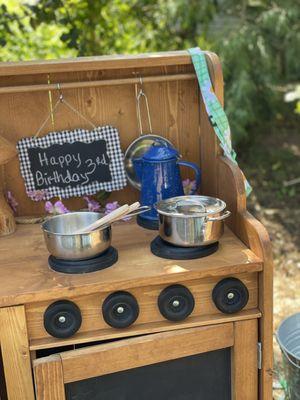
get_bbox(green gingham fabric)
[188,47,252,196]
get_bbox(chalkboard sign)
[65,349,231,400]
[17,126,127,199]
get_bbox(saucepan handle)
[177,161,201,194]
[206,210,231,222]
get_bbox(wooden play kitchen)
[0,50,273,399]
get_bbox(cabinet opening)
[35,332,152,359]
[0,347,8,400]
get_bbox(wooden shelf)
[0,220,262,307]
[0,50,192,76]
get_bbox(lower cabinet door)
[33,320,258,400]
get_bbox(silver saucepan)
[42,212,111,260]
[155,196,231,247]
[42,208,149,260]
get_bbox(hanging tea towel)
[188,47,252,196]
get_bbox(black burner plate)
[137,215,158,230]
[151,237,218,260]
[49,247,118,274]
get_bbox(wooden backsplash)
[0,51,223,216]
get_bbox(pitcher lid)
[142,145,179,161]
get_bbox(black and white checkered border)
[17,125,127,199]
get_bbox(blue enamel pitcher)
[133,145,201,229]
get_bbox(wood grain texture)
[0,135,17,236]
[232,319,258,400]
[0,50,195,76]
[60,323,234,383]
[0,190,16,236]
[34,354,66,400]
[217,156,247,231]
[0,135,17,164]
[26,271,258,342]
[0,221,262,307]
[30,309,261,351]
[0,306,35,400]
[216,154,273,399]
[236,212,273,400]
[0,54,204,217]
[0,73,196,95]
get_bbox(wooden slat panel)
[236,213,273,400]
[34,354,66,400]
[60,323,234,383]
[30,309,261,351]
[232,319,258,400]
[216,153,273,399]
[0,63,201,216]
[0,306,35,400]
[0,50,194,76]
[217,156,247,231]
[26,271,258,342]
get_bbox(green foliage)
[0,0,76,61]
[0,0,299,144]
[239,128,300,207]
[214,0,300,142]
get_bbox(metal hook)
[135,75,153,135]
[136,76,145,100]
[57,83,63,102]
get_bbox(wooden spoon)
[75,204,130,234]
[108,202,140,224]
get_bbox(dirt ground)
[240,128,300,399]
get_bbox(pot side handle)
[177,161,201,194]
[207,210,231,222]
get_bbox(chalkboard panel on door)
[65,349,231,400]
[33,321,258,400]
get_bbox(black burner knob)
[158,285,195,321]
[212,278,249,314]
[102,291,139,328]
[44,300,82,338]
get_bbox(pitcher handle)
[177,161,201,194]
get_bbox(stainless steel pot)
[42,212,111,260]
[155,196,231,247]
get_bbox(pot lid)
[124,135,175,190]
[142,145,179,161]
[156,195,227,217]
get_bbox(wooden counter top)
[0,221,262,307]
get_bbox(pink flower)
[45,200,69,215]
[6,191,18,213]
[83,196,100,212]
[45,201,54,213]
[182,179,196,195]
[105,201,120,214]
[27,190,48,201]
